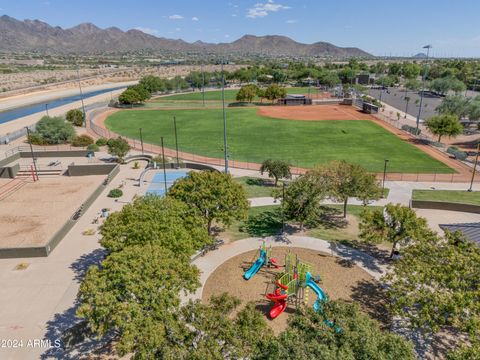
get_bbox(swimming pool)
[146,169,189,196]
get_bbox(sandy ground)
[202,246,385,334]
[0,175,104,248]
[257,104,376,121]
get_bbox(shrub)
[107,188,123,198]
[35,116,75,144]
[27,133,47,145]
[72,134,94,147]
[66,109,85,127]
[107,137,130,162]
[447,146,468,160]
[401,124,421,136]
[87,143,100,152]
[95,137,108,146]
[132,161,140,169]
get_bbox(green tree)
[260,302,415,360]
[401,63,421,79]
[468,96,480,120]
[100,196,211,256]
[77,244,200,359]
[384,231,480,342]
[317,161,382,218]
[425,114,463,142]
[168,171,249,235]
[405,78,422,92]
[260,159,292,186]
[359,203,433,258]
[436,95,471,118]
[264,84,287,103]
[318,70,340,88]
[34,116,75,144]
[118,87,142,105]
[180,294,273,359]
[65,109,85,127]
[106,137,131,162]
[236,84,259,102]
[281,172,327,230]
[430,77,466,95]
[139,75,165,93]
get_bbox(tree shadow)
[349,279,390,328]
[239,208,283,237]
[328,241,384,274]
[41,249,111,359]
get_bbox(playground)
[202,245,385,334]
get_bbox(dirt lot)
[257,104,376,121]
[0,175,104,248]
[202,247,386,334]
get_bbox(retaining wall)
[411,200,480,214]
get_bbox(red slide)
[269,299,287,319]
[266,288,288,319]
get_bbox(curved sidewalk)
[187,235,386,302]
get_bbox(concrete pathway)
[187,235,386,303]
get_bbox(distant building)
[278,94,312,106]
[356,74,374,85]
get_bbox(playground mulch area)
[0,175,104,248]
[202,247,387,334]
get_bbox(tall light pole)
[382,159,389,197]
[76,64,87,126]
[25,126,39,181]
[201,61,206,107]
[160,136,168,195]
[173,116,180,168]
[139,128,144,155]
[468,143,480,192]
[45,103,49,116]
[415,45,432,135]
[221,59,229,173]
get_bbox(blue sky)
[1,0,480,57]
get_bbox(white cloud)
[247,0,290,19]
[175,27,181,32]
[168,14,184,20]
[224,34,230,38]
[191,16,199,21]
[286,19,297,24]
[232,14,237,17]
[135,27,159,35]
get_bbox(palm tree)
[404,96,411,118]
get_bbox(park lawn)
[412,189,480,205]
[234,176,282,198]
[106,107,453,173]
[151,87,311,102]
[220,204,383,242]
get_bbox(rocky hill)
[0,15,371,57]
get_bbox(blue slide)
[243,250,266,280]
[305,272,327,312]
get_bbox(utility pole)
[76,64,87,126]
[221,60,229,173]
[45,103,49,116]
[201,61,206,107]
[161,136,168,195]
[415,45,432,135]
[382,159,389,197]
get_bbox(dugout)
[278,94,312,106]
[362,102,379,114]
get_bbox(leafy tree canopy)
[106,137,131,161]
[100,196,211,256]
[168,171,249,234]
[260,159,292,186]
[34,116,75,144]
[65,109,85,127]
[425,114,463,142]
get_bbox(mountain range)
[0,15,371,57]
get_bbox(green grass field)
[150,87,312,102]
[412,190,480,205]
[105,107,453,173]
